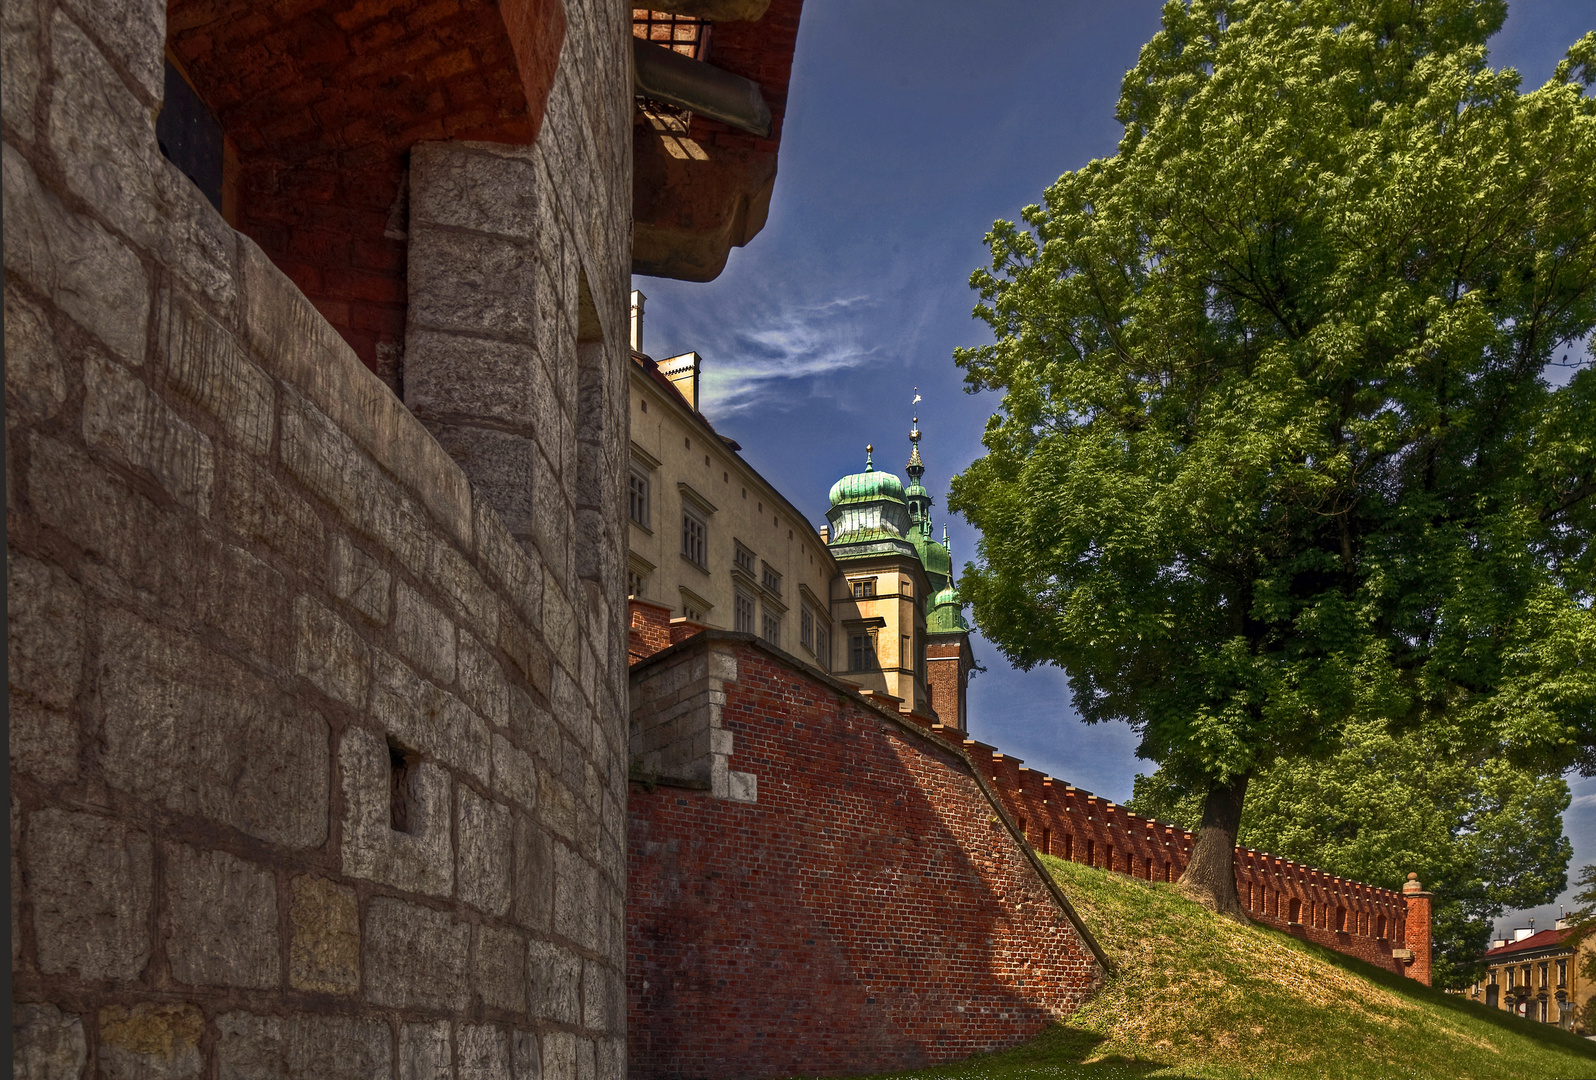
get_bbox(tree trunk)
[1176,772,1250,923]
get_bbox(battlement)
[974,746,1426,982]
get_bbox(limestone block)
[187,536,291,667]
[424,535,499,639]
[457,786,512,916]
[363,897,470,1011]
[513,815,553,934]
[543,581,579,690]
[339,725,453,897]
[329,535,391,625]
[8,553,83,711]
[288,875,359,994]
[97,1002,206,1080]
[429,424,540,543]
[215,1012,390,1080]
[27,807,153,979]
[459,631,510,727]
[241,241,471,546]
[152,158,239,318]
[295,595,370,710]
[12,1002,87,1080]
[501,616,553,700]
[472,922,527,1014]
[492,733,538,812]
[527,938,580,1026]
[581,958,623,1035]
[411,142,542,238]
[575,1038,596,1080]
[406,330,555,434]
[539,1032,575,1080]
[4,285,67,420]
[277,390,432,576]
[56,0,163,102]
[219,454,325,571]
[1,0,40,142]
[533,456,573,590]
[164,843,279,990]
[456,1024,511,1080]
[10,707,78,785]
[10,796,17,965]
[595,1037,623,1080]
[476,493,543,631]
[158,288,274,457]
[394,580,456,684]
[408,227,539,341]
[535,763,577,847]
[399,1021,451,1080]
[82,352,215,516]
[97,610,329,849]
[3,143,149,364]
[511,1031,541,1080]
[45,11,163,251]
[371,653,490,782]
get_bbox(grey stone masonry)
[629,641,758,803]
[7,0,631,1077]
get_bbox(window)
[1288,898,1302,924]
[1539,962,1549,988]
[849,631,877,672]
[682,507,707,567]
[815,621,829,673]
[761,563,781,596]
[1085,840,1095,867]
[1507,967,1516,989]
[734,542,755,574]
[914,629,925,679]
[762,610,780,647]
[800,606,814,651]
[629,465,651,527]
[1558,959,1567,987]
[627,569,646,598]
[683,604,704,621]
[734,588,756,634]
[852,579,874,599]
[1062,834,1073,860]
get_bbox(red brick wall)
[628,640,1104,1079]
[925,641,965,730]
[629,599,673,663]
[955,738,1429,982]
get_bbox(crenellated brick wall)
[955,737,1431,983]
[627,633,1107,1079]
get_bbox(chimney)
[819,525,830,543]
[630,290,646,353]
[659,352,701,411]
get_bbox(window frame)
[681,504,708,568]
[629,463,652,529]
[734,587,756,634]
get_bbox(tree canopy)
[1127,720,1572,988]
[949,0,1596,913]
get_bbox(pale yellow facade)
[827,556,932,714]
[627,352,839,674]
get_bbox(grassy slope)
[863,854,1596,1080]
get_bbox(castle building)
[626,293,839,673]
[625,296,976,729]
[1468,919,1595,1029]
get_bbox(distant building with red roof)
[1466,919,1594,1031]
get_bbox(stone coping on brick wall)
[628,628,1112,972]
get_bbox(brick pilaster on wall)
[1401,874,1435,986]
[628,599,673,663]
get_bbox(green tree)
[1126,719,1572,988]
[950,0,1596,917]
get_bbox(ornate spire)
[864,444,874,472]
[906,415,924,477]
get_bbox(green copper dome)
[915,530,952,586]
[828,463,906,509]
[928,585,970,633]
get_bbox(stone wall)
[627,634,1106,1079]
[7,0,631,1076]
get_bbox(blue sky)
[633,1,1596,934]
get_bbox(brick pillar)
[1402,872,1433,986]
[629,599,673,662]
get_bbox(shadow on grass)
[844,1024,1207,1079]
[1248,920,1596,1060]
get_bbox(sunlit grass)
[848,854,1596,1080]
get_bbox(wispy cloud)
[1571,792,1596,810]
